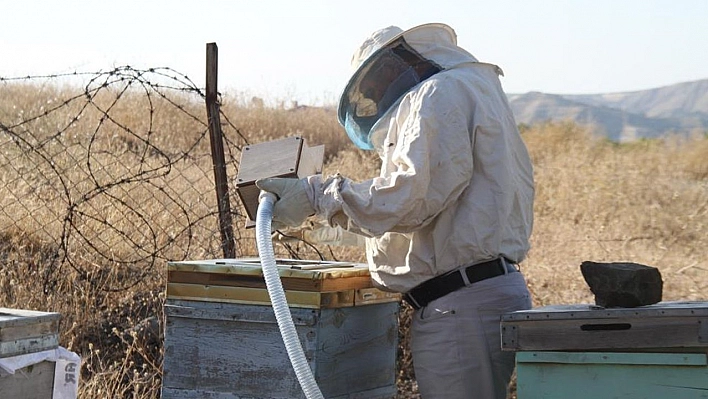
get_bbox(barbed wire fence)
[0,65,252,292]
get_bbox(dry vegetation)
[0,83,707,398]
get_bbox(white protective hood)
[312,24,533,293]
[338,23,501,151]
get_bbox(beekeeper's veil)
[337,23,462,150]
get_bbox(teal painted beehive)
[161,258,401,399]
[516,351,708,399]
[501,301,708,399]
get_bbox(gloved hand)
[272,222,326,243]
[255,177,315,230]
[274,221,367,247]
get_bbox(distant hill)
[508,79,708,141]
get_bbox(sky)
[2,0,707,106]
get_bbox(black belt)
[403,258,518,310]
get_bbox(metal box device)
[161,258,401,399]
[0,308,62,398]
[501,301,708,398]
[235,136,324,226]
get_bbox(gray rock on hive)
[580,261,663,308]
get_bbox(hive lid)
[0,308,61,326]
[501,301,708,322]
[0,308,61,358]
[168,258,372,280]
[500,301,708,352]
[166,258,400,307]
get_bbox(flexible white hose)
[255,191,325,399]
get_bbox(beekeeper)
[257,23,534,399]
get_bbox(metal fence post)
[206,42,236,258]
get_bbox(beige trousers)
[411,271,532,399]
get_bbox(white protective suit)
[310,23,534,293]
[305,23,534,399]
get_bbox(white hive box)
[0,308,61,358]
[0,308,62,399]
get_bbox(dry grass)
[0,84,706,398]
[524,122,707,306]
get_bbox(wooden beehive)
[235,136,324,226]
[502,301,708,398]
[161,258,401,399]
[0,308,61,358]
[0,308,61,398]
[501,301,708,352]
[514,351,708,398]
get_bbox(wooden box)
[502,302,708,398]
[515,351,708,398]
[501,301,708,352]
[0,308,61,358]
[0,361,56,399]
[162,258,401,399]
[0,308,61,399]
[235,136,324,226]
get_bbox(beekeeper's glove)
[275,221,366,247]
[255,177,315,230]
